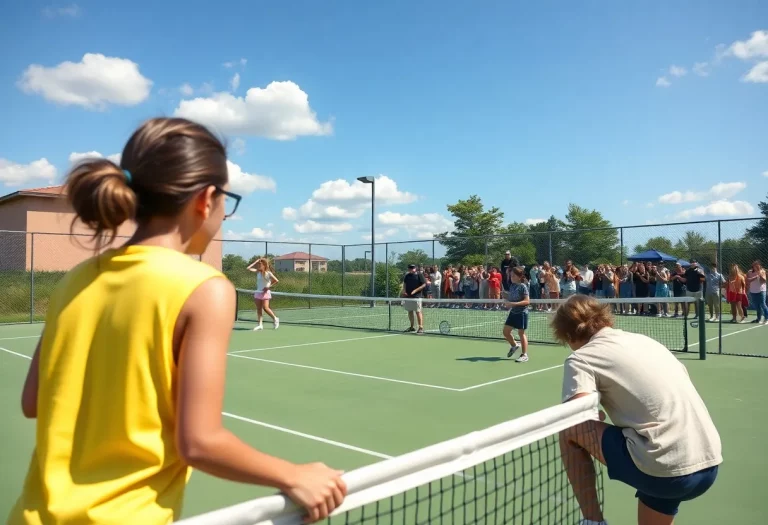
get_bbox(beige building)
[274,251,328,273]
[0,185,222,271]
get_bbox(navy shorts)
[505,311,528,330]
[601,426,719,516]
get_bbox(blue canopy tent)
[626,249,678,262]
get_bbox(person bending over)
[552,295,721,525]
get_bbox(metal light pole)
[358,176,375,297]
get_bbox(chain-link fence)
[2,217,765,356]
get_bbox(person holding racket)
[402,264,426,334]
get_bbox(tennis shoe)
[253,325,263,331]
[274,318,279,329]
[516,354,529,363]
[507,345,520,358]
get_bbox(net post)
[717,220,722,354]
[698,297,706,359]
[29,232,35,323]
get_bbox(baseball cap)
[408,264,417,269]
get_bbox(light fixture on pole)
[357,176,375,298]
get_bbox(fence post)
[484,237,488,267]
[385,243,389,298]
[717,221,722,354]
[308,244,312,309]
[432,240,435,267]
[620,227,624,265]
[29,232,35,323]
[341,245,346,305]
[265,241,268,257]
[548,232,553,263]
[698,297,706,360]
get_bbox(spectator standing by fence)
[746,261,768,325]
[705,262,726,322]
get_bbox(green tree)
[561,204,619,264]
[746,193,768,247]
[223,254,248,273]
[489,222,537,267]
[395,249,431,272]
[434,195,503,263]
[526,216,566,263]
[632,236,677,257]
[674,231,717,263]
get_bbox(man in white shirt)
[552,295,722,525]
[580,264,594,295]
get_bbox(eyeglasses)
[214,187,242,219]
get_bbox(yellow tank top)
[8,245,224,525]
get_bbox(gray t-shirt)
[705,271,725,295]
[507,283,529,313]
[561,327,722,478]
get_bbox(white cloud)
[227,160,276,194]
[229,214,243,221]
[294,220,353,234]
[42,4,80,18]
[223,58,247,69]
[658,182,747,204]
[0,158,57,187]
[743,61,768,83]
[674,200,754,220]
[523,218,546,226]
[763,171,768,177]
[312,175,416,206]
[693,62,710,77]
[622,200,630,206]
[646,202,655,208]
[180,83,194,96]
[362,228,400,242]
[224,227,273,240]
[378,211,453,239]
[727,30,768,60]
[669,65,687,77]
[18,53,152,110]
[69,151,121,165]
[656,77,671,87]
[230,138,246,155]
[174,81,332,140]
[282,175,416,225]
[230,73,240,92]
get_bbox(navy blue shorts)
[505,311,528,330]
[601,426,719,516]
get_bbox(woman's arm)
[269,271,279,286]
[21,339,42,418]
[175,278,346,521]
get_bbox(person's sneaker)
[404,327,416,332]
[752,319,760,323]
[507,345,520,358]
[274,318,279,329]
[253,325,263,331]
[516,354,529,363]
[416,327,424,334]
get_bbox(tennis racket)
[439,320,450,334]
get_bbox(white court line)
[0,335,40,341]
[1,347,32,360]
[229,333,401,355]
[223,412,392,460]
[0,346,395,462]
[689,323,765,348]
[228,353,462,391]
[458,365,565,392]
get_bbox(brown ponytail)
[64,117,228,247]
[67,159,136,245]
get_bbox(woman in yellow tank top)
[8,117,346,524]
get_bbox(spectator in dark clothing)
[402,264,426,333]
[500,251,520,292]
[682,259,706,317]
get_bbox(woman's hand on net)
[283,462,347,523]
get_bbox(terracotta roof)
[0,185,65,205]
[274,251,329,261]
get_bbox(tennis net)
[236,289,700,352]
[177,393,604,525]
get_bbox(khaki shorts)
[402,298,422,312]
[686,290,703,300]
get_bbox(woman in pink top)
[745,260,768,324]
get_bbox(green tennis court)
[1,310,766,523]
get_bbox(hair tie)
[123,169,132,184]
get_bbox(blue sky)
[0,1,766,260]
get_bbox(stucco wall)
[0,199,30,271]
[1,195,223,271]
